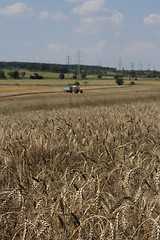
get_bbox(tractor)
[63,85,83,93]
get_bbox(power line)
[77,49,81,79]
[67,56,70,65]
[131,61,134,71]
[67,55,71,75]
[119,57,122,71]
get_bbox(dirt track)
[0,89,63,98]
[0,86,132,98]
[0,85,160,99]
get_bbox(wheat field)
[0,97,160,239]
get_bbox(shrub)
[130,81,136,85]
[8,71,19,79]
[81,71,87,79]
[0,70,6,79]
[30,73,43,79]
[97,73,102,79]
[72,72,77,79]
[74,81,80,85]
[59,72,65,79]
[115,75,124,85]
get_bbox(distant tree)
[8,71,19,79]
[19,71,26,79]
[129,70,136,79]
[130,81,135,85]
[81,71,87,79]
[74,81,80,85]
[0,70,6,79]
[59,72,65,79]
[97,73,102,79]
[72,72,77,79]
[115,75,124,85]
[30,73,43,79]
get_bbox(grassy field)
[0,80,160,239]
[1,73,160,90]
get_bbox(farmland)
[0,76,160,239]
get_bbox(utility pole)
[77,49,81,79]
[67,56,70,65]
[119,57,122,71]
[131,61,134,71]
[67,56,70,76]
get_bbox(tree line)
[0,70,44,79]
[0,61,160,80]
[0,61,114,75]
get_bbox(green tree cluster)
[8,71,19,79]
[30,73,43,79]
[81,71,87,79]
[59,72,65,79]
[97,73,102,79]
[114,75,124,85]
[0,70,6,79]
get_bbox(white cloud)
[75,11,123,33]
[46,41,106,54]
[0,2,34,17]
[36,43,68,63]
[39,11,68,21]
[81,11,123,25]
[81,40,107,54]
[72,0,123,34]
[81,16,108,24]
[72,0,106,15]
[39,11,49,19]
[47,43,66,51]
[144,14,160,25]
[123,42,155,57]
[75,20,101,34]
[51,11,69,21]
[37,40,107,64]
[108,10,123,24]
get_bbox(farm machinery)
[63,85,83,93]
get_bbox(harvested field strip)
[0,85,130,98]
[0,86,62,94]
[1,86,160,115]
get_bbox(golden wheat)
[0,101,160,239]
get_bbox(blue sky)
[0,0,160,70]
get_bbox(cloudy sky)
[0,0,160,70]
